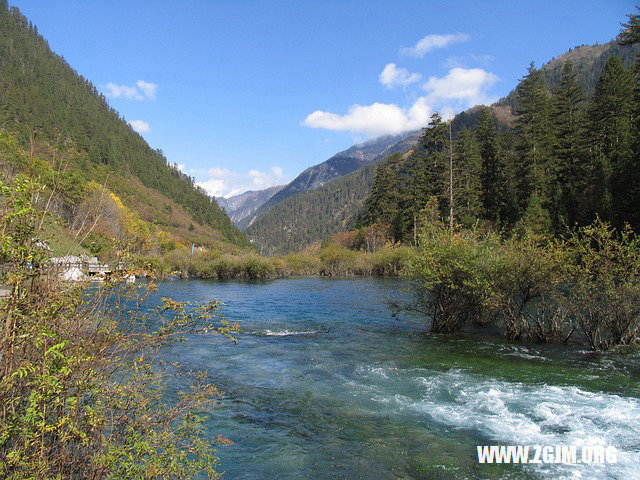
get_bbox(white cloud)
[303,97,432,138]
[379,63,421,88]
[136,80,158,100]
[400,33,470,58]
[206,167,232,178]
[129,119,150,133]
[104,80,158,100]
[423,67,498,106]
[196,166,288,198]
[197,178,227,197]
[105,82,143,100]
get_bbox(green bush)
[563,220,640,350]
[319,244,357,275]
[370,246,414,276]
[406,226,500,333]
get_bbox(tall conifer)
[514,63,552,215]
[549,61,587,228]
[588,57,634,224]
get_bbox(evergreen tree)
[415,113,448,215]
[476,108,501,221]
[452,127,483,225]
[618,7,640,229]
[514,63,552,214]
[362,153,405,241]
[549,61,587,228]
[588,56,634,225]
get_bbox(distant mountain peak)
[217,185,284,226]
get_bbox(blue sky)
[13,0,635,197]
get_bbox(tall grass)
[137,245,416,279]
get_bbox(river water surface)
[150,278,640,480]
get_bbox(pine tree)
[617,7,640,229]
[452,127,482,225]
[514,63,552,214]
[476,108,501,221]
[475,108,518,227]
[408,113,449,241]
[361,153,406,242]
[588,56,634,224]
[416,113,448,209]
[549,61,587,228]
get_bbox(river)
[148,278,640,480]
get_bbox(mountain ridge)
[239,131,420,228]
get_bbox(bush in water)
[403,219,640,350]
[563,220,640,350]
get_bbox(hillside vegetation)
[0,1,248,251]
[362,45,640,241]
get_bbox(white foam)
[262,329,318,336]
[355,366,640,480]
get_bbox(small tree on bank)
[0,175,238,479]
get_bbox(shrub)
[404,223,571,341]
[280,252,322,276]
[370,246,413,276]
[563,220,640,350]
[490,233,569,342]
[405,226,497,333]
[319,245,357,276]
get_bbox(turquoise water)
[150,278,640,480]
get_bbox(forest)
[361,51,639,240]
[0,1,248,249]
[246,38,639,254]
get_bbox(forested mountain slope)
[246,163,378,254]
[246,106,512,253]
[0,2,248,249]
[362,44,640,244]
[240,131,419,228]
[498,40,639,107]
[247,38,639,254]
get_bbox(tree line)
[362,31,640,241]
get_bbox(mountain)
[498,40,640,107]
[216,185,283,226]
[246,106,512,254]
[245,164,379,254]
[0,2,249,251]
[240,131,419,228]
[246,39,639,254]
